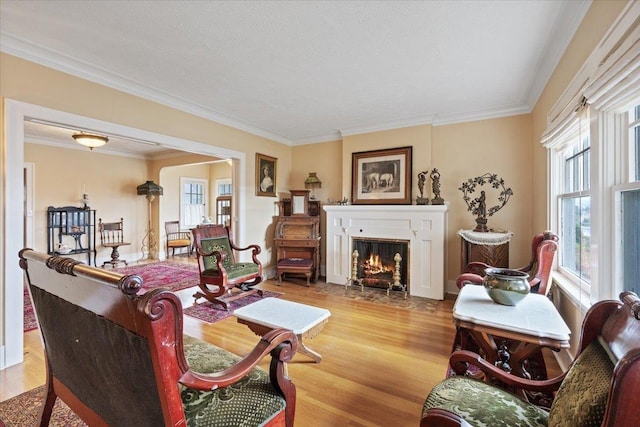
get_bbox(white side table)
[233,298,331,362]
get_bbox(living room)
[1,1,639,425]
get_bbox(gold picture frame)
[352,146,412,205]
[256,153,277,197]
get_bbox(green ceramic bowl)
[483,268,530,306]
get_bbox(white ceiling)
[1,0,591,149]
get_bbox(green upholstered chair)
[192,224,263,310]
[19,249,297,427]
[420,291,640,427]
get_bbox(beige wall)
[293,118,532,285]
[0,52,293,261]
[25,144,150,265]
[433,115,532,278]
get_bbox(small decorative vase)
[483,268,530,306]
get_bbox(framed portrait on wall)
[256,153,277,197]
[351,146,412,205]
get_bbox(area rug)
[114,261,199,293]
[23,285,37,332]
[184,291,282,324]
[314,282,440,313]
[0,386,85,426]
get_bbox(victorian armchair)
[19,248,297,427]
[456,230,559,295]
[421,291,640,426]
[192,224,263,310]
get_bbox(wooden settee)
[19,249,298,426]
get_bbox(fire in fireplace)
[351,237,409,295]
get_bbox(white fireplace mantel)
[323,204,448,300]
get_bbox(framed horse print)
[351,146,412,205]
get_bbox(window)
[180,177,207,229]
[543,4,639,305]
[618,104,640,295]
[560,132,591,283]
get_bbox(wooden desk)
[274,215,321,282]
[453,285,570,378]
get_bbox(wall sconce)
[136,180,163,259]
[304,172,322,200]
[72,132,109,150]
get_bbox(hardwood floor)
[2,256,561,425]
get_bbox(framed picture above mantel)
[351,146,412,205]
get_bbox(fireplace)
[352,237,409,294]
[323,205,448,299]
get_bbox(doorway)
[2,99,247,369]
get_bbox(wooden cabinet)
[216,195,231,226]
[459,230,511,273]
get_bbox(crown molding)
[432,104,532,126]
[0,32,292,146]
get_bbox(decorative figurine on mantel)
[459,173,513,232]
[416,171,429,205]
[430,168,444,205]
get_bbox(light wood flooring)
[1,256,561,426]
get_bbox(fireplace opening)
[351,238,409,295]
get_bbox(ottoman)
[277,258,314,286]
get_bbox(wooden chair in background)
[165,220,192,257]
[192,224,263,310]
[98,217,130,268]
[19,248,298,427]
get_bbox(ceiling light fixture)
[72,132,109,150]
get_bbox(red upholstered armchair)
[456,230,559,296]
[421,291,640,426]
[19,249,297,427]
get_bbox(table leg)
[296,335,322,362]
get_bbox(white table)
[453,285,570,378]
[233,298,331,362]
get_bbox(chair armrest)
[455,273,483,289]
[421,408,475,427]
[179,328,298,390]
[449,350,565,393]
[463,261,491,275]
[229,242,262,266]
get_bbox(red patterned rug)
[23,262,199,333]
[24,285,38,332]
[184,291,282,324]
[114,261,199,293]
[0,385,85,426]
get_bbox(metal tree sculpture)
[459,173,513,232]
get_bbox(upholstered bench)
[277,258,314,286]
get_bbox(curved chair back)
[456,230,559,296]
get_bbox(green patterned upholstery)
[181,335,286,427]
[547,337,614,426]
[423,376,549,427]
[423,338,614,427]
[200,237,260,280]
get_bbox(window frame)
[179,177,208,229]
